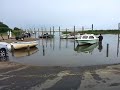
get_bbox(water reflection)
[42,45,45,56]
[12,47,39,57]
[74,43,98,53]
[98,42,103,52]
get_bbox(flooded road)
[0,63,120,90]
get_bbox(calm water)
[8,33,120,67]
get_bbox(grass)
[62,30,120,35]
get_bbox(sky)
[0,0,120,30]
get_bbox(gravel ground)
[0,62,120,90]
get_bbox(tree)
[13,27,21,30]
[0,22,11,33]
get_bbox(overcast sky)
[1,0,120,30]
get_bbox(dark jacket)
[98,35,103,41]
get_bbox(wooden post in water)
[27,45,30,56]
[74,26,75,39]
[34,28,36,38]
[42,27,43,39]
[106,44,109,57]
[92,24,94,31]
[66,28,68,39]
[59,26,60,36]
[50,27,51,35]
[82,26,84,33]
[73,26,76,49]
[11,45,14,56]
[38,28,39,38]
[53,26,54,35]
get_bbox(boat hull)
[75,39,99,45]
[10,41,38,49]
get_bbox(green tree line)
[0,22,11,33]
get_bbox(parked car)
[0,43,9,57]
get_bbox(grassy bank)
[62,30,120,35]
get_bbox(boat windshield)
[82,36,88,39]
[89,36,94,39]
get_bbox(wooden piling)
[50,27,51,35]
[106,44,109,57]
[53,26,54,36]
[42,27,43,39]
[92,24,94,31]
[38,28,39,37]
[59,26,60,36]
[34,28,36,38]
[74,26,75,39]
[66,28,67,39]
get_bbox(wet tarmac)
[0,63,120,90]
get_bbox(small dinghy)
[10,41,38,50]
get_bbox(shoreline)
[1,61,120,70]
[0,35,39,43]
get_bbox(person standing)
[98,34,103,42]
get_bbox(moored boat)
[39,33,54,38]
[75,34,99,45]
[60,34,80,39]
[10,41,38,49]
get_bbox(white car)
[0,42,11,57]
[0,44,8,57]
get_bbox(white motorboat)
[75,34,99,45]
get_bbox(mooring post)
[38,28,39,38]
[42,27,43,39]
[106,44,109,57]
[92,24,94,31]
[59,26,60,36]
[34,28,37,39]
[50,27,51,35]
[74,26,75,39]
[66,28,68,39]
[117,34,120,57]
[53,26,54,35]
